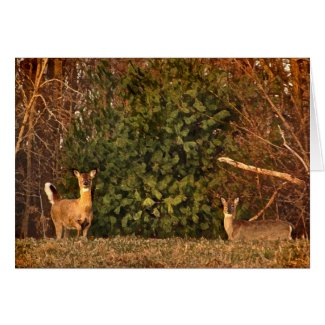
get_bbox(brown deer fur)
[221,198,293,240]
[44,169,97,239]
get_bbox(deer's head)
[221,197,239,217]
[73,169,97,192]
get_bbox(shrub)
[62,59,234,238]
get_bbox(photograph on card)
[15,58,310,268]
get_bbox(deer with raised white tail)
[44,169,97,239]
[221,197,293,240]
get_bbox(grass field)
[15,236,310,268]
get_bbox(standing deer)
[220,197,293,240]
[44,169,97,239]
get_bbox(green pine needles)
[62,59,234,238]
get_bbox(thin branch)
[16,81,29,108]
[231,122,282,150]
[249,182,287,221]
[255,174,265,219]
[40,78,83,95]
[239,59,309,165]
[278,125,309,173]
[16,58,48,155]
[34,132,55,156]
[218,156,305,187]
[208,89,254,128]
[36,94,68,132]
[255,79,308,161]
[19,95,49,142]
[38,156,47,238]
[16,192,42,198]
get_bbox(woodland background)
[15,58,310,239]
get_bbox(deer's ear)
[89,169,97,178]
[221,198,226,205]
[73,169,80,178]
[234,197,239,205]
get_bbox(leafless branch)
[278,125,309,173]
[40,78,83,95]
[248,63,308,164]
[231,122,282,150]
[218,156,305,187]
[249,182,287,221]
[16,58,48,155]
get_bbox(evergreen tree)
[62,59,235,238]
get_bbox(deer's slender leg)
[54,222,63,239]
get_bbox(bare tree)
[217,58,310,237]
[15,58,90,237]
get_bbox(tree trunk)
[20,98,35,238]
[19,59,46,238]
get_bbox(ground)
[15,236,310,268]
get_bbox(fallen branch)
[249,182,287,221]
[217,157,305,187]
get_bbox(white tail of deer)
[44,169,97,239]
[221,197,293,240]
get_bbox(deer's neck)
[224,213,234,239]
[79,189,92,209]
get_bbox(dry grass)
[15,236,310,268]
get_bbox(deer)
[44,169,97,239]
[220,197,293,240]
